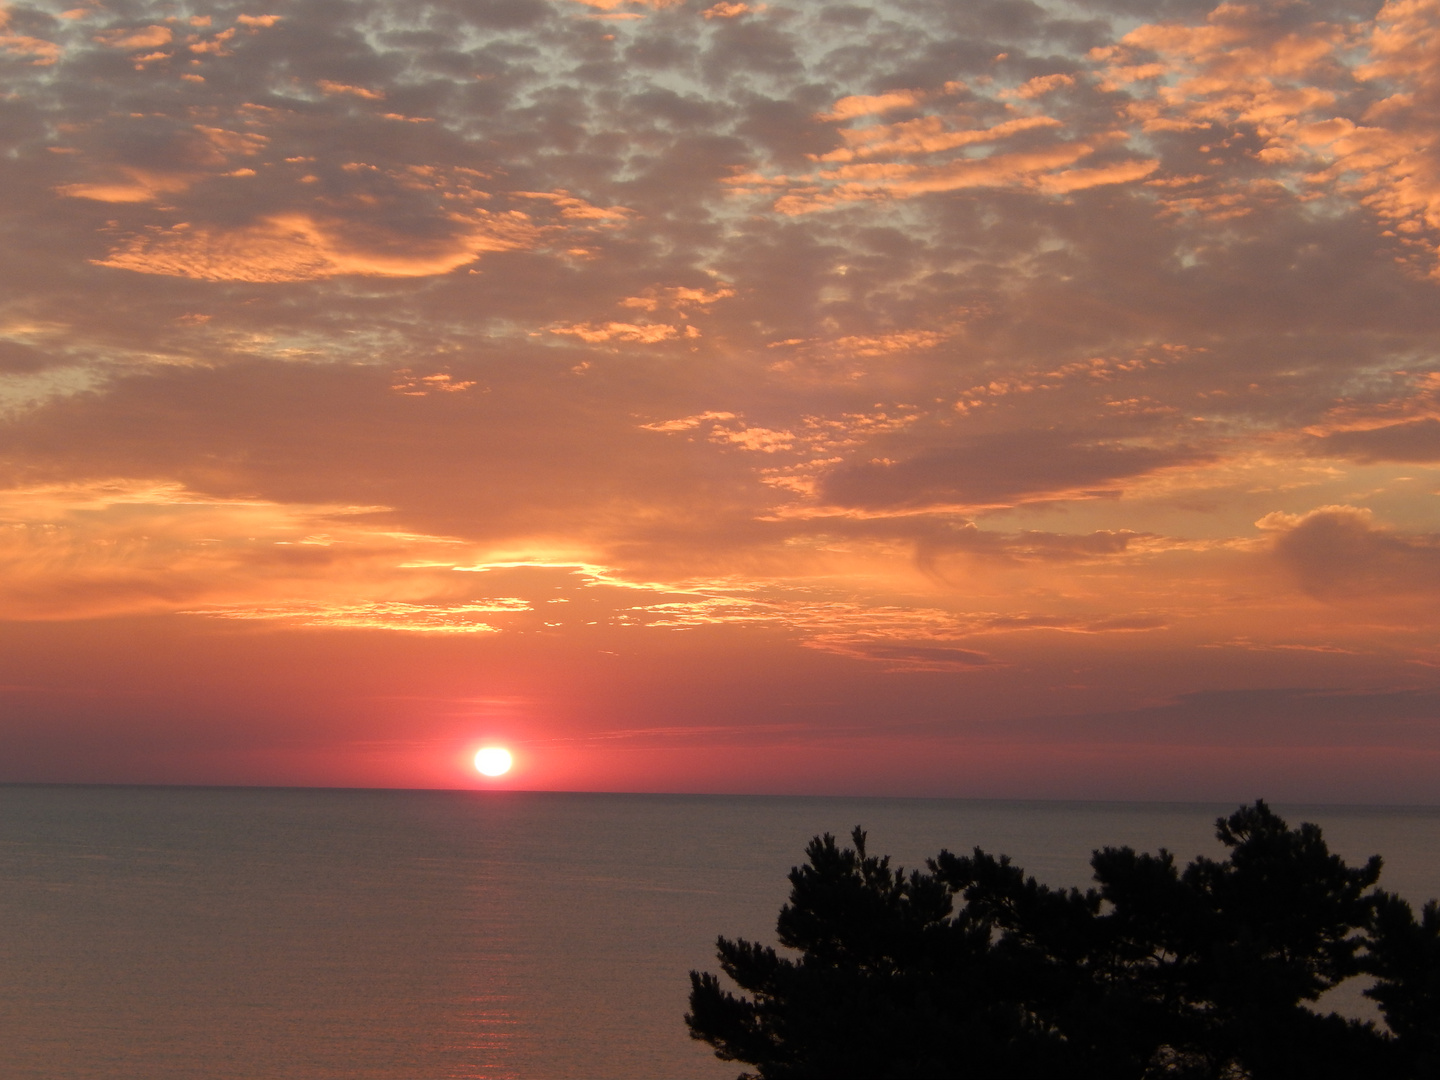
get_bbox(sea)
[1,786,1437,1080]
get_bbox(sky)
[2,0,1440,800]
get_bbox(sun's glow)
[474,747,513,777]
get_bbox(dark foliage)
[686,801,1440,1080]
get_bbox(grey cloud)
[735,92,843,166]
[915,522,1150,576]
[1272,508,1440,600]
[1069,0,1215,18]
[700,17,803,81]
[817,7,874,29]
[625,87,724,128]
[811,639,996,671]
[0,341,56,374]
[1313,420,1440,464]
[940,522,1142,556]
[445,0,551,30]
[819,430,1203,510]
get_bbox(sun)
[474,746,513,777]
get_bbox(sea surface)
[1,786,1437,1080]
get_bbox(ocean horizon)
[3,784,1438,1079]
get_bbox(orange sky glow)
[3,0,1440,800]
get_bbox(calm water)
[1,787,1437,1079]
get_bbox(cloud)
[820,89,932,122]
[0,7,60,64]
[0,340,56,374]
[703,2,764,19]
[0,478,452,620]
[57,169,196,204]
[1262,505,1440,599]
[815,114,1063,164]
[1094,0,1440,273]
[915,522,1153,573]
[94,211,539,282]
[819,431,1206,511]
[187,599,526,633]
[549,321,681,343]
[808,639,996,671]
[1005,73,1076,100]
[732,105,1160,211]
[1312,418,1440,462]
[93,25,172,50]
[316,80,385,101]
[50,89,628,280]
[389,371,479,396]
[4,0,1440,792]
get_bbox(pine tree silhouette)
[686,801,1440,1080]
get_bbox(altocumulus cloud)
[1,0,1440,794]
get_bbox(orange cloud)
[822,89,929,122]
[0,480,455,620]
[187,599,527,632]
[772,330,954,359]
[1095,0,1440,272]
[618,284,734,312]
[0,7,60,64]
[93,24,172,49]
[56,124,266,203]
[93,211,538,282]
[639,411,738,432]
[771,141,1153,214]
[187,26,236,54]
[389,372,480,396]
[709,425,795,452]
[56,168,193,204]
[1003,73,1076,100]
[513,190,632,221]
[703,1,763,17]
[731,86,1156,212]
[317,80,385,100]
[549,321,680,343]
